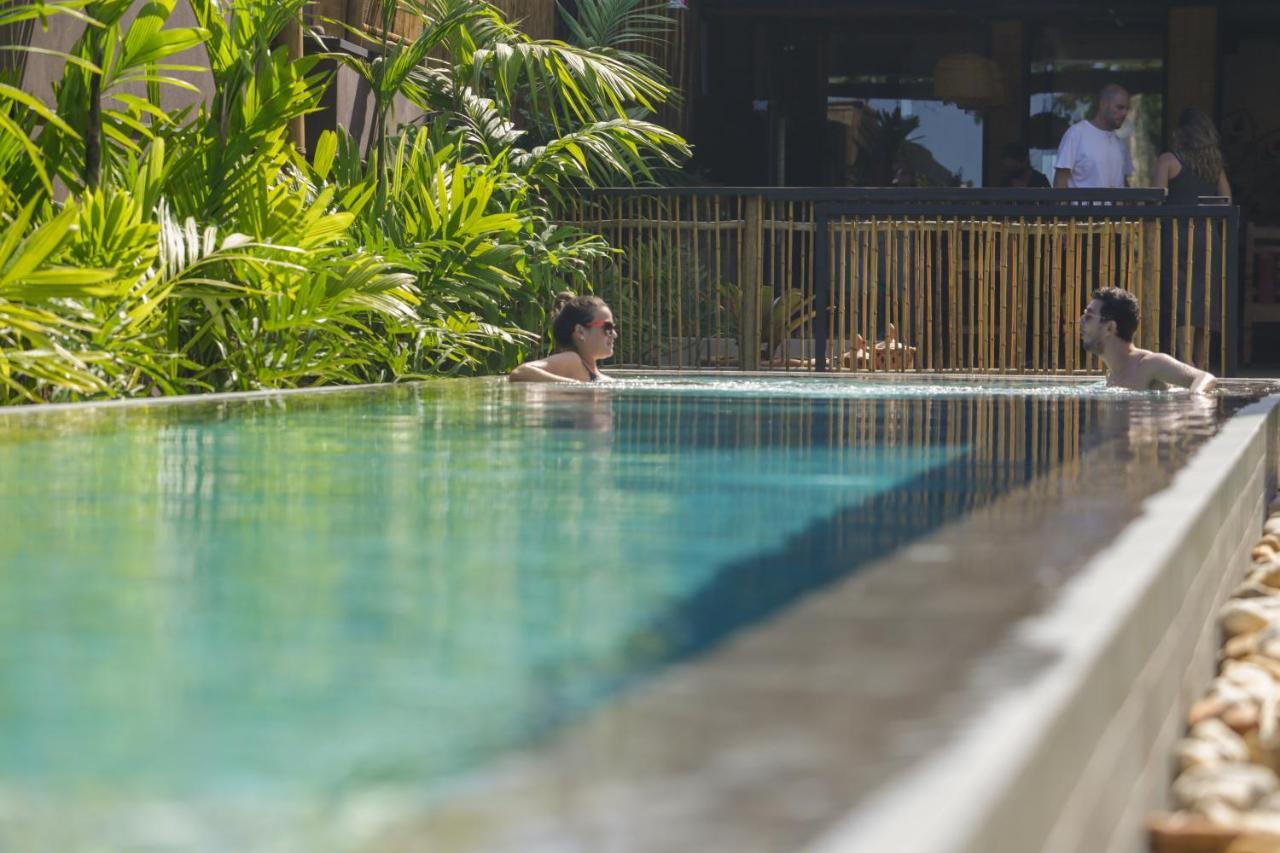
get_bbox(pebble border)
[1150,494,1280,852]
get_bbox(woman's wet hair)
[1172,107,1224,184]
[549,291,608,352]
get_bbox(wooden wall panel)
[490,0,556,40]
[309,0,555,41]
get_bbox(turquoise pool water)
[0,376,1256,842]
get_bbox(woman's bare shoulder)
[510,351,589,383]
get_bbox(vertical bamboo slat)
[955,221,965,370]
[1050,222,1062,374]
[674,198,684,367]
[999,225,1009,371]
[1203,216,1212,371]
[1169,219,1179,362]
[869,219,880,372]
[1183,218,1195,364]
[915,220,926,371]
[1220,216,1228,373]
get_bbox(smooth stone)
[1221,600,1280,638]
[1173,763,1279,812]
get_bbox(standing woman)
[1155,107,1232,369]
[509,292,618,383]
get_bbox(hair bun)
[552,291,576,313]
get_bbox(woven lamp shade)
[933,53,1006,109]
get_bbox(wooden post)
[1142,219,1161,355]
[286,14,305,153]
[741,195,763,370]
[984,20,1026,187]
[1167,7,1218,143]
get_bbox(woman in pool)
[509,292,617,383]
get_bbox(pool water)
[0,376,1262,844]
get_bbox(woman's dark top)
[1161,154,1222,331]
[1166,154,1218,205]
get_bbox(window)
[827,25,986,187]
[1028,23,1164,185]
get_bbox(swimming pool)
[0,375,1272,850]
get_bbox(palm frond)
[557,0,673,54]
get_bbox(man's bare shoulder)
[1137,350,1216,392]
[1135,349,1178,369]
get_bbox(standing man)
[1053,84,1134,189]
[1080,288,1216,392]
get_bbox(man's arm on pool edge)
[1146,353,1217,394]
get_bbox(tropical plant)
[0,0,689,404]
[722,283,816,361]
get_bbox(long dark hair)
[1172,107,1224,184]
[549,291,607,353]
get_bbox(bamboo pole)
[974,223,985,370]
[893,221,902,364]
[949,219,959,368]
[1016,218,1027,370]
[1048,222,1059,373]
[999,224,1010,371]
[649,196,662,366]
[987,223,997,370]
[1142,219,1158,363]
[1169,219,1179,364]
[870,218,880,372]
[804,202,814,369]
[915,220,925,370]
[851,218,860,370]
[717,197,727,368]
[1064,217,1075,371]
[690,197,701,366]
[1183,218,1195,364]
[928,222,939,369]
[833,219,844,371]
[1220,216,1228,374]
[674,197,684,368]
[1203,216,1212,372]
[785,200,795,369]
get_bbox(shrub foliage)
[0,0,687,402]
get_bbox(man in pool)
[1080,287,1216,393]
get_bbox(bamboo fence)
[565,192,1237,375]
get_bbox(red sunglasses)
[583,319,619,334]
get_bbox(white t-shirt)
[1054,120,1133,188]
